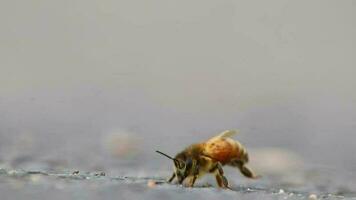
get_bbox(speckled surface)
[0,166,355,200]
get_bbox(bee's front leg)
[167,172,176,183]
[188,163,200,187]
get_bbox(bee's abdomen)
[204,138,244,164]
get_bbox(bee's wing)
[205,129,239,143]
[217,130,239,138]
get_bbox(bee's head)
[173,156,193,184]
[155,150,193,184]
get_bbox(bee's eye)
[179,161,185,169]
[185,158,192,170]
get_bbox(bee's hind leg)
[230,160,260,179]
[210,162,229,188]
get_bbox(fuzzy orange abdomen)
[204,138,242,164]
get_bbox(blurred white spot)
[308,194,318,200]
[249,147,304,175]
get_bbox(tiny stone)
[278,189,285,194]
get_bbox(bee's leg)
[167,172,176,183]
[188,176,197,187]
[239,164,261,179]
[201,155,229,188]
[231,160,260,179]
[188,164,200,187]
[215,174,229,188]
[211,162,229,188]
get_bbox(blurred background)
[0,0,355,181]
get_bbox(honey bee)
[156,130,260,188]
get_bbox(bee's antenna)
[155,150,178,162]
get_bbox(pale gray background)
[0,0,355,176]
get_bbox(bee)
[156,130,260,188]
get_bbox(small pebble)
[308,194,318,200]
[147,180,157,188]
[278,189,285,194]
[94,172,106,176]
